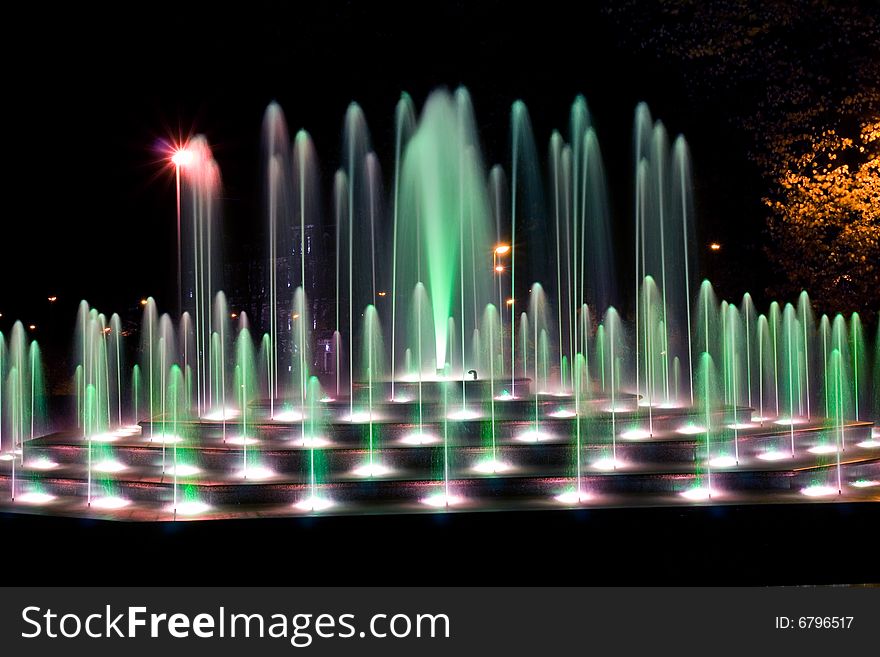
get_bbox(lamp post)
[493,244,511,381]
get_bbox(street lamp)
[493,244,511,377]
[493,244,511,309]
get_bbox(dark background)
[3,0,762,333]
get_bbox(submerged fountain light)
[548,409,576,419]
[680,486,715,500]
[202,408,240,421]
[341,411,379,423]
[16,492,56,505]
[708,455,738,468]
[757,450,791,461]
[774,417,808,426]
[727,423,756,430]
[801,485,839,497]
[472,459,513,474]
[515,429,553,443]
[620,428,651,440]
[421,492,464,508]
[319,396,334,403]
[352,463,392,477]
[147,434,184,444]
[164,463,200,476]
[0,454,14,462]
[676,425,706,435]
[447,408,481,421]
[89,432,121,443]
[272,410,303,422]
[592,458,623,471]
[554,489,590,504]
[399,432,440,445]
[90,496,131,510]
[170,500,211,516]
[808,445,839,455]
[94,459,127,473]
[851,479,879,488]
[237,466,275,480]
[27,457,58,470]
[291,435,330,448]
[226,436,259,446]
[857,438,880,449]
[294,496,334,512]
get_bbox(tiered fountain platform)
[1,391,878,521]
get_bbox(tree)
[765,120,880,314]
[603,0,880,315]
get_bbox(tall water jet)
[741,293,757,409]
[333,171,349,398]
[634,105,696,407]
[408,283,435,441]
[850,312,865,422]
[357,305,386,476]
[389,92,416,400]
[292,128,322,408]
[234,319,257,474]
[481,304,502,464]
[797,291,815,419]
[509,99,543,396]
[672,137,696,402]
[262,101,292,418]
[180,136,223,417]
[602,307,624,466]
[342,102,371,412]
[207,292,232,428]
[398,90,493,375]
[168,364,186,513]
[290,287,310,427]
[692,351,720,498]
[581,125,615,318]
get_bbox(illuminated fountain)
[1,89,878,519]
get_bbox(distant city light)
[494,244,511,255]
[506,298,515,306]
[47,296,58,302]
[377,291,387,297]
[495,265,505,272]
[709,242,721,251]
[28,324,36,331]
[140,298,148,306]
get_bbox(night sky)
[5,0,870,334]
